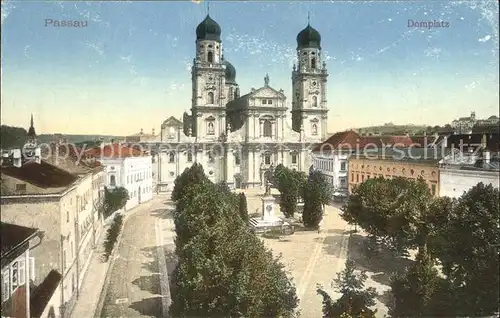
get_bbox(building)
[85,143,153,209]
[451,111,500,134]
[348,148,449,196]
[1,222,63,318]
[1,117,105,317]
[311,130,416,199]
[445,133,499,153]
[136,15,329,190]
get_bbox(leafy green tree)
[302,170,331,228]
[390,247,443,317]
[216,180,231,193]
[429,183,500,317]
[103,186,129,218]
[0,125,27,149]
[103,213,123,261]
[170,181,298,317]
[238,192,249,222]
[274,165,307,218]
[341,177,432,255]
[171,163,209,203]
[317,259,377,317]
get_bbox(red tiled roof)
[312,131,417,153]
[85,143,146,159]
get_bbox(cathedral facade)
[148,14,329,190]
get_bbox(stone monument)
[249,192,288,233]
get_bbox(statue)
[264,74,270,87]
[264,180,271,196]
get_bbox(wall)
[348,157,440,196]
[439,168,500,198]
[123,155,153,209]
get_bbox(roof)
[356,147,452,162]
[311,130,417,152]
[85,143,147,159]
[447,133,499,151]
[297,23,321,49]
[196,14,221,41]
[1,160,79,195]
[161,116,183,128]
[0,222,39,256]
[1,270,62,318]
[42,143,104,174]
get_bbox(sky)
[1,0,499,136]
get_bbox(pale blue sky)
[1,0,498,135]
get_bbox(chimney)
[12,149,22,168]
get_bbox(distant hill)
[354,123,433,136]
[1,125,27,149]
[37,134,122,144]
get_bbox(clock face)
[312,81,317,86]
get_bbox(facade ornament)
[188,127,192,137]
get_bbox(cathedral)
[148,14,330,190]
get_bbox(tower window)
[312,124,318,135]
[312,96,318,107]
[264,154,271,165]
[207,51,213,63]
[187,151,193,162]
[263,120,272,137]
[169,152,175,163]
[208,92,214,104]
[208,152,215,163]
[110,175,116,186]
[234,153,240,165]
[311,58,316,69]
[291,154,297,164]
[207,121,215,135]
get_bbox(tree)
[273,165,307,218]
[428,183,499,317]
[170,179,298,317]
[0,125,27,149]
[317,259,377,317]
[302,170,331,228]
[216,180,231,193]
[341,177,432,255]
[238,192,249,222]
[103,186,129,218]
[171,163,209,203]
[390,247,443,317]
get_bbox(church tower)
[23,114,41,162]
[191,13,227,139]
[291,18,328,142]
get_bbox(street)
[100,195,176,317]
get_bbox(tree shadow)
[128,296,163,317]
[377,289,394,309]
[150,208,174,219]
[140,246,177,288]
[321,235,346,254]
[347,234,413,286]
[131,274,161,295]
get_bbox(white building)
[137,15,330,189]
[86,144,153,210]
[439,151,499,198]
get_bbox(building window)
[262,99,267,105]
[207,121,215,135]
[234,153,240,165]
[208,92,215,104]
[264,154,271,165]
[2,270,9,302]
[207,51,213,63]
[11,262,18,290]
[311,58,316,69]
[340,162,346,171]
[268,99,272,104]
[431,184,436,196]
[15,184,26,191]
[263,120,272,137]
[312,96,318,107]
[63,250,67,271]
[291,154,297,164]
[361,175,365,182]
[110,175,116,186]
[312,124,318,135]
[187,151,193,162]
[351,173,354,181]
[169,152,175,163]
[340,178,346,186]
[208,152,215,163]
[356,174,359,182]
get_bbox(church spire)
[307,11,310,25]
[27,113,37,142]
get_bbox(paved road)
[100,195,176,318]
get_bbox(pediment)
[251,86,285,99]
[161,116,183,128]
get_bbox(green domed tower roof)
[296,24,321,49]
[222,58,236,84]
[196,15,221,41]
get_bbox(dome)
[223,59,236,84]
[196,15,221,41]
[296,24,321,49]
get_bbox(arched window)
[187,151,193,162]
[312,124,318,135]
[169,152,175,163]
[110,175,116,186]
[311,58,316,69]
[312,96,318,107]
[207,92,214,104]
[207,122,215,135]
[208,152,215,163]
[263,120,272,137]
[228,88,233,100]
[207,51,213,63]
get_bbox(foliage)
[0,125,27,149]
[428,183,500,317]
[341,177,432,255]
[103,213,124,261]
[170,166,299,317]
[302,170,332,228]
[171,163,210,203]
[103,187,129,219]
[390,247,443,317]
[216,180,231,193]
[238,192,249,222]
[317,259,377,318]
[273,164,307,218]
